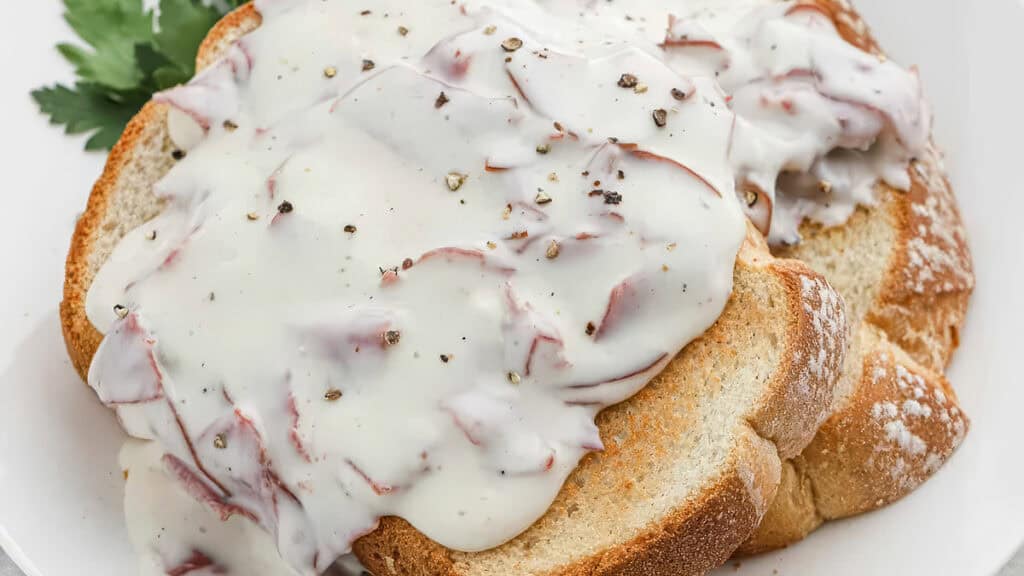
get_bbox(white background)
[0,1,1022,575]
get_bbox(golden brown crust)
[354,480,771,576]
[870,150,974,371]
[736,458,820,554]
[738,326,970,554]
[197,3,262,70]
[357,236,845,576]
[809,4,974,372]
[803,328,968,518]
[740,0,974,553]
[61,101,166,381]
[749,258,847,459]
[547,436,775,576]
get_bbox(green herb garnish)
[33,0,246,151]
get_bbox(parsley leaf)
[32,83,149,151]
[58,0,156,90]
[35,0,244,151]
[135,43,190,91]
[155,0,223,73]
[62,0,155,48]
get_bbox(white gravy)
[85,1,928,574]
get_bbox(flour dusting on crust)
[903,147,974,296]
[797,274,848,426]
[864,349,967,491]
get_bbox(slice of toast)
[60,4,848,575]
[736,0,974,553]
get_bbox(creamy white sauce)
[720,3,929,243]
[84,1,927,574]
[120,441,368,575]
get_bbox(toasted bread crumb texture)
[741,0,974,553]
[353,237,844,576]
[61,101,173,378]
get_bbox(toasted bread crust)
[805,327,967,515]
[197,3,263,71]
[355,437,774,576]
[354,237,845,576]
[872,151,974,371]
[739,324,969,553]
[61,102,167,381]
[803,2,974,373]
[61,3,264,382]
[738,0,974,552]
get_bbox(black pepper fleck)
[652,108,668,127]
[501,37,524,52]
[617,73,638,88]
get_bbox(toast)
[736,0,974,552]
[60,4,849,575]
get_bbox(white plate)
[1,1,1021,575]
